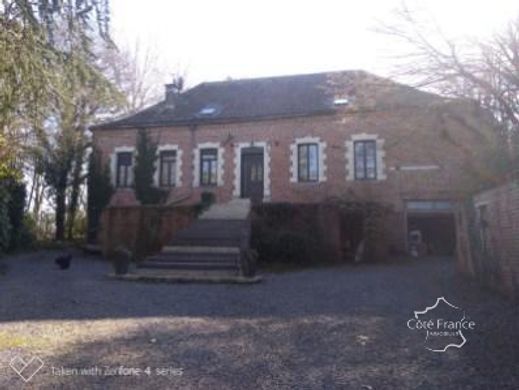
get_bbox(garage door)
[406,200,457,256]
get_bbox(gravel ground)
[0,250,517,389]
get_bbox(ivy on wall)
[133,129,165,205]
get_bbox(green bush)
[0,186,11,254]
[0,181,33,254]
[7,182,26,250]
[194,191,215,215]
[19,214,36,248]
[252,204,325,266]
[134,129,166,205]
[87,146,113,243]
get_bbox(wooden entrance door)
[241,147,264,203]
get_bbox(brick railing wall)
[99,205,198,260]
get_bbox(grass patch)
[0,332,51,351]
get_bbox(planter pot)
[111,246,133,275]
[113,261,130,275]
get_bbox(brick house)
[91,70,495,256]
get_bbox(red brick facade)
[92,100,494,254]
[457,179,519,298]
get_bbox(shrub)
[252,204,325,266]
[0,180,29,253]
[87,146,113,243]
[0,186,11,254]
[7,181,26,250]
[193,191,216,216]
[19,214,36,248]
[133,129,166,205]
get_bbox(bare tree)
[380,4,519,169]
[97,42,175,115]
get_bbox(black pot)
[114,260,130,275]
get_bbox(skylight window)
[199,106,218,115]
[333,98,349,106]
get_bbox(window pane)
[210,161,217,183]
[366,167,376,179]
[256,164,263,181]
[298,145,308,181]
[308,144,318,181]
[354,141,377,180]
[160,163,168,185]
[200,148,217,185]
[365,142,376,179]
[354,142,365,158]
[118,152,132,166]
[169,164,176,184]
[298,143,318,182]
[160,151,177,186]
[354,142,366,179]
[116,152,133,187]
[161,150,176,162]
[117,166,125,187]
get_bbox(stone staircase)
[137,199,252,277]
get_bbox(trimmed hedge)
[251,203,327,266]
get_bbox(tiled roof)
[93,70,442,130]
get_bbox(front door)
[241,147,264,203]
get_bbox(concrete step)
[137,261,239,271]
[170,238,242,247]
[170,220,248,248]
[110,270,262,284]
[143,254,238,264]
[199,198,251,220]
[162,246,240,254]
[145,200,252,276]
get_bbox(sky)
[111,0,519,87]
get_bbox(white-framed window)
[154,144,183,187]
[354,140,377,180]
[298,143,319,182]
[116,152,133,187]
[110,146,135,188]
[200,148,218,186]
[193,142,224,187]
[290,136,327,183]
[159,150,177,187]
[345,134,386,181]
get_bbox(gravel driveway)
[0,251,517,389]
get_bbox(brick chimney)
[165,76,184,104]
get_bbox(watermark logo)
[407,297,476,352]
[10,355,44,382]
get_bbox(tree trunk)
[66,146,85,240]
[55,171,68,241]
[32,176,45,224]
